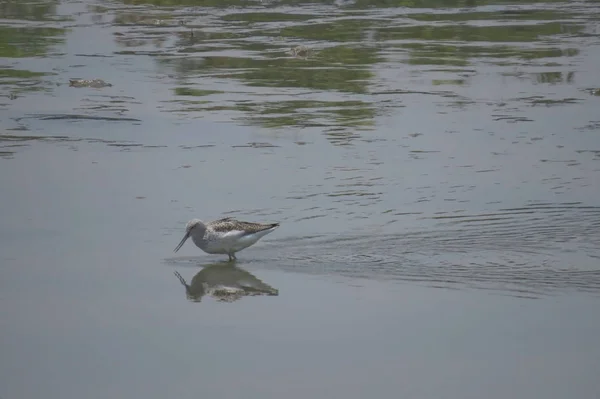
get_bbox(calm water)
[1,0,600,398]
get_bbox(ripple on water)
[249,203,600,297]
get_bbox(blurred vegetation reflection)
[0,1,66,98]
[109,0,588,135]
[2,0,589,138]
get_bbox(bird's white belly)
[202,233,261,254]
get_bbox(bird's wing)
[209,219,278,236]
[212,216,234,223]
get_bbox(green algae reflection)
[119,0,565,7]
[161,41,378,130]
[114,0,591,133]
[0,2,67,98]
[0,26,65,58]
[0,0,68,22]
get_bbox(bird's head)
[174,219,205,253]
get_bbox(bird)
[173,217,280,261]
[173,264,278,302]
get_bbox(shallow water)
[1,0,600,398]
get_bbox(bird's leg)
[231,253,237,261]
[228,253,233,261]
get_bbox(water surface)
[1,0,600,398]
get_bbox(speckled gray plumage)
[207,217,280,235]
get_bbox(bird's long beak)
[174,231,190,253]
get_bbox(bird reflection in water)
[173,262,279,303]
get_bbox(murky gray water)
[2,0,600,398]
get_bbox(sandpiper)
[173,217,279,261]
